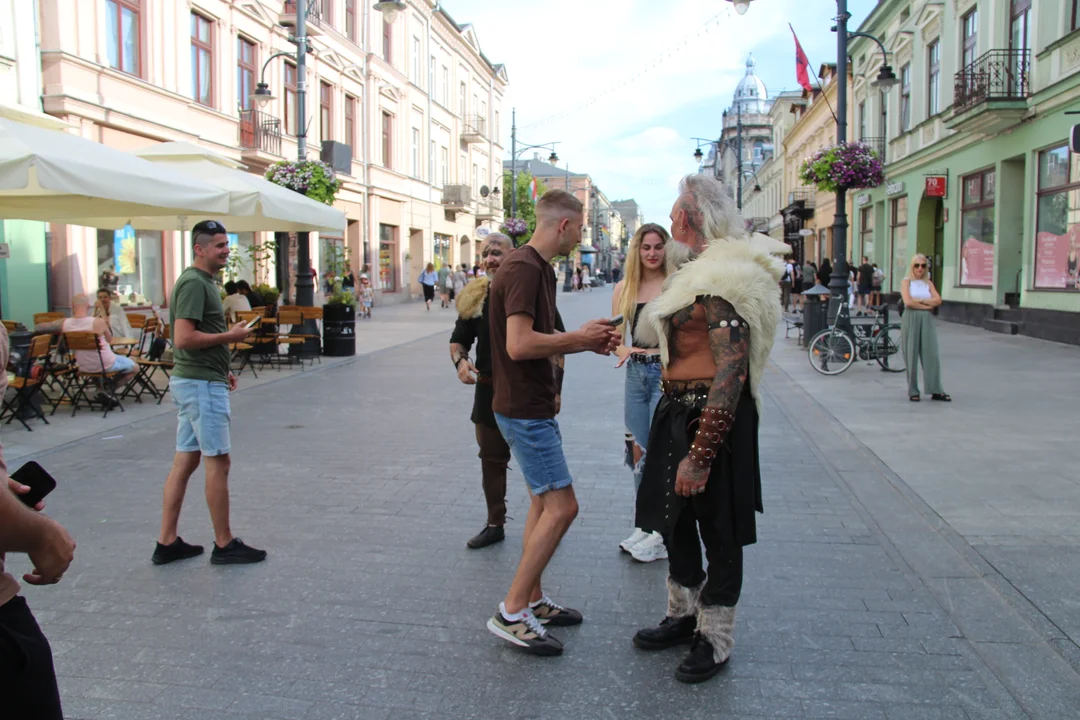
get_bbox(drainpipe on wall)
[427,3,437,268]
[362,0,372,285]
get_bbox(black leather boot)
[675,605,736,683]
[633,615,696,650]
[675,633,727,683]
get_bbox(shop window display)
[960,169,995,287]
[96,226,164,306]
[1035,145,1080,291]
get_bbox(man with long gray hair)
[630,174,786,682]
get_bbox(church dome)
[733,54,768,115]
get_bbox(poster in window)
[1034,226,1080,290]
[379,242,395,291]
[960,237,994,286]
[113,224,137,274]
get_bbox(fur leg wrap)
[698,605,737,663]
[666,576,702,619]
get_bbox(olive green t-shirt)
[170,266,231,383]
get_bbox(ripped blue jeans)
[624,359,663,491]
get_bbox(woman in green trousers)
[900,254,951,402]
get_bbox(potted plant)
[264,160,342,205]
[501,218,529,246]
[321,244,356,356]
[253,282,280,315]
[798,141,885,194]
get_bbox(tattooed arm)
[674,295,750,498]
[34,320,64,335]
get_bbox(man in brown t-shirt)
[485,189,620,656]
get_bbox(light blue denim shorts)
[108,355,137,374]
[494,413,573,495]
[171,377,231,456]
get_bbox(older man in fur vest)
[631,174,786,683]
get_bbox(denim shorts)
[494,413,573,495]
[107,355,136,374]
[171,377,231,456]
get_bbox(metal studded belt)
[661,378,713,408]
[629,352,661,364]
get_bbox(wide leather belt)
[661,378,713,408]
[477,374,493,385]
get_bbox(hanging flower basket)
[500,218,528,238]
[265,159,342,205]
[798,141,885,194]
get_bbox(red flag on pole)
[790,25,813,93]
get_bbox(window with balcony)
[284,62,298,135]
[190,14,214,107]
[381,111,393,169]
[962,9,978,69]
[899,64,911,132]
[1074,0,1080,31]
[320,81,332,145]
[412,128,421,178]
[958,169,996,286]
[320,0,332,25]
[1010,0,1030,55]
[1035,145,1080,290]
[345,94,356,155]
[346,0,357,42]
[927,40,940,116]
[106,0,141,77]
[382,18,392,63]
[412,37,421,85]
[237,37,256,111]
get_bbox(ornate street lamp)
[373,1,407,23]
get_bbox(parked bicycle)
[807,296,905,376]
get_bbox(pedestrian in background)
[817,258,832,287]
[419,262,438,311]
[438,262,451,309]
[611,222,672,562]
[901,253,950,403]
[581,263,592,291]
[453,264,468,297]
[779,257,794,312]
[154,220,267,566]
[0,321,77,720]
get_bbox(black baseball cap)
[192,219,228,237]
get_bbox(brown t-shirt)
[490,245,557,419]
[0,323,19,607]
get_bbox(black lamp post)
[507,108,559,220]
[725,0,896,299]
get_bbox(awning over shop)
[0,119,230,222]
[57,142,346,234]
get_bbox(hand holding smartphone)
[607,314,624,326]
[10,461,57,507]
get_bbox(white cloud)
[448,0,878,223]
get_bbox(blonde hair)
[616,223,672,341]
[905,253,929,281]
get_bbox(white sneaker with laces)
[619,528,650,553]
[629,532,668,563]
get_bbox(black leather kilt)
[634,381,763,549]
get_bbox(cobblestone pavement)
[3,289,1060,719]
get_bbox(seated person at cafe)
[36,294,138,389]
[222,281,251,323]
[235,280,265,309]
[93,288,133,340]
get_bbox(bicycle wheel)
[875,324,905,373]
[807,329,855,375]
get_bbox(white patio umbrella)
[0,119,230,221]
[58,142,346,233]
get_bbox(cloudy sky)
[444,0,877,224]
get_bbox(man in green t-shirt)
[152,220,267,567]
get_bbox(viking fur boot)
[675,604,736,683]
[632,577,701,650]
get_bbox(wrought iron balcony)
[441,184,471,208]
[461,114,486,144]
[239,110,283,157]
[953,49,1030,114]
[280,0,323,34]
[860,136,886,163]
[786,189,816,209]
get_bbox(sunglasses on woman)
[913,263,927,268]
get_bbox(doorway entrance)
[915,195,944,284]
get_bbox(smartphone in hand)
[607,314,624,326]
[10,461,57,507]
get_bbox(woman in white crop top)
[900,254,950,402]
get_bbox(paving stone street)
[3,288,1078,720]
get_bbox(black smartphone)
[608,314,624,326]
[10,461,57,507]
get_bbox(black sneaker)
[486,610,564,656]
[633,615,697,650]
[467,525,505,549]
[675,633,728,683]
[152,537,204,565]
[210,538,267,565]
[531,597,583,626]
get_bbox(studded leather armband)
[687,407,736,469]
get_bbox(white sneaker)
[629,532,668,563]
[619,528,650,553]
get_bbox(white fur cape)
[455,275,490,320]
[634,233,789,416]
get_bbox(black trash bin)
[801,285,831,346]
[322,303,356,356]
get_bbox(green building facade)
[850,0,1080,345]
[0,220,49,328]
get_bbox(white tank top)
[908,279,932,300]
